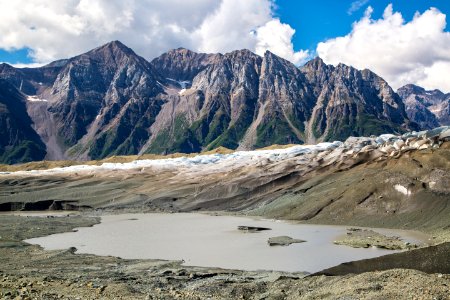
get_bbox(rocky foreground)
[0,215,449,300]
[0,127,449,299]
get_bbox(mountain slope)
[1,41,168,160]
[143,53,412,153]
[397,84,449,129]
[302,58,412,142]
[0,80,46,164]
[144,49,264,153]
[47,41,166,159]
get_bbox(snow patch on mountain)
[26,95,48,102]
[167,78,191,89]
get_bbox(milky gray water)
[25,213,425,273]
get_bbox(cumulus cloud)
[0,0,306,65]
[254,19,309,64]
[317,4,450,92]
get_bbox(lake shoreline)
[1,211,449,299]
[23,212,428,273]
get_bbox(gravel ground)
[0,214,448,300]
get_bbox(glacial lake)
[24,213,426,273]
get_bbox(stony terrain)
[333,228,421,250]
[0,215,449,300]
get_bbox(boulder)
[238,226,271,232]
[267,236,306,246]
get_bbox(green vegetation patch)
[255,116,302,148]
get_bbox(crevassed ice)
[1,127,448,176]
[0,141,342,175]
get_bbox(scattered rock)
[334,229,421,250]
[267,236,306,246]
[238,226,271,232]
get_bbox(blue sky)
[0,0,449,91]
[0,48,33,65]
[275,0,450,52]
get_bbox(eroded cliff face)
[0,41,419,162]
[397,84,450,129]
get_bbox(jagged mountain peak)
[70,40,144,66]
[0,63,18,74]
[43,59,70,68]
[261,50,299,69]
[398,84,426,95]
[152,47,221,81]
[398,84,446,98]
[97,40,134,53]
[165,47,204,56]
[300,57,333,87]
[334,62,370,81]
[302,57,326,69]
[225,49,257,57]
[261,50,301,75]
[262,50,288,62]
[38,40,164,155]
[0,62,13,69]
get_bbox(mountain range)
[397,84,450,130]
[0,40,447,164]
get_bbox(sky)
[0,0,449,91]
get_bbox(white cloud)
[193,0,272,54]
[9,62,46,68]
[347,0,369,15]
[317,4,450,92]
[254,19,309,65]
[0,0,306,66]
